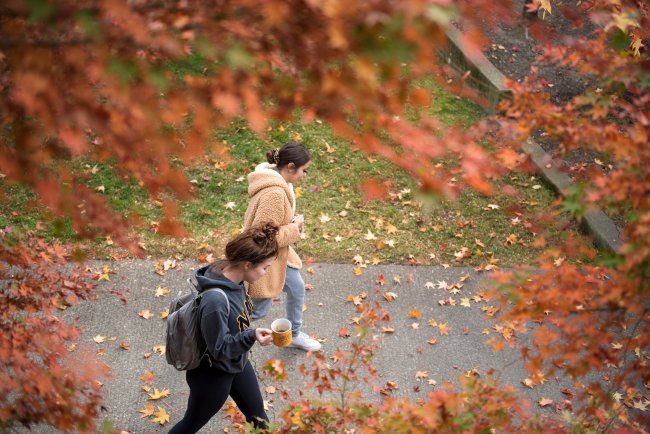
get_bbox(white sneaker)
[289,331,322,352]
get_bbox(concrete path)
[45,260,569,433]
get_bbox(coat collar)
[252,162,296,215]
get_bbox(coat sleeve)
[251,189,301,248]
[199,294,256,362]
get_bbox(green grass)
[0,100,567,267]
[0,57,571,266]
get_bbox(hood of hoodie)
[247,162,295,214]
[195,264,242,292]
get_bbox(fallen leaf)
[153,345,165,355]
[151,407,170,425]
[460,298,471,308]
[438,323,450,335]
[538,398,553,407]
[140,371,155,384]
[93,335,107,344]
[265,385,276,394]
[381,326,395,334]
[139,404,155,418]
[139,309,154,319]
[339,327,351,338]
[383,291,398,301]
[415,370,429,380]
[364,230,377,241]
[408,308,422,319]
[119,341,130,350]
[155,286,170,297]
[148,387,170,400]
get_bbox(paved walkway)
[55,260,567,433]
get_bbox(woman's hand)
[255,328,273,346]
[292,214,304,233]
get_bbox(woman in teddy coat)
[243,141,321,352]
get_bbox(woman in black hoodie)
[169,223,278,433]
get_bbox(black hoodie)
[195,264,257,373]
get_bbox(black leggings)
[168,360,268,433]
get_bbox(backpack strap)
[201,287,230,316]
[186,277,230,316]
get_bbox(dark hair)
[266,141,311,169]
[207,223,278,274]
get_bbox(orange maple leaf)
[408,307,422,319]
[140,370,155,384]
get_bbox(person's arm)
[252,190,301,248]
[200,294,256,361]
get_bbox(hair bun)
[266,148,280,165]
[252,222,278,244]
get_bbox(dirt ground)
[475,2,625,228]
[479,0,596,105]
[476,1,604,174]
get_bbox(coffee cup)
[271,318,292,347]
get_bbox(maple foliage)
[0,1,506,429]
[1,0,649,431]
[0,230,108,431]
[489,0,650,431]
[265,301,564,433]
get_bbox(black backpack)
[165,278,230,371]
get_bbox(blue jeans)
[252,266,304,337]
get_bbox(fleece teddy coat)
[244,162,302,299]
